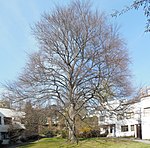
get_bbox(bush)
[0,140,3,145]
[45,131,56,138]
[20,137,27,142]
[26,134,43,141]
[61,130,68,138]
[79,130,101,138]
[99,130,108,137]
[90,130,101,137]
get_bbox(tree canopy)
[3,0,132,143]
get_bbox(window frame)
[4,117,12,125]
[117,114,124,120]
[121,125,128,132]
[131,125,134,131]
[100,116,105,122]
[1,132,9,140]
[126,112,134,119]
[144,107,150,117]
[110,125,114,133]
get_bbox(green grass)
[18,137,150,148]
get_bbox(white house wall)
[141,96,150,139]
[115,124,134,137]
[99,89,150,140]
[99,100,141,138]
[0,112,9,132]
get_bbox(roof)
[13,122,26,129]
[0,108,25,118]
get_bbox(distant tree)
[112,0,150,32]
[23,102,39,137]
[3,0,132,143]
[22,102,49,137]
[0,100,11,108]
[8,124,25,144]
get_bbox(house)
[98,87,150,139]
[98,99,141,138]
[140,88,150,139]
[0,108,25,145]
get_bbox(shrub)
[45,131,56,138]
[27,134,41,141]
[61,130,68,138]
[79,129,101,138]
[0,140,3,145]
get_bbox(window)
[144,107,150,117]
[1,132,9,139]
[117,114,124,120]
[131,125,134,131]
[100,116,105,121]
[121,125,128,132]
[110,125,113,133]
[126,112,134,119]
[110,113,114,119]
[4,117,12,125]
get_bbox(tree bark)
[68,104,78,144]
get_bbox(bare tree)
[3,0,132,143]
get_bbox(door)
[136,124,142,139]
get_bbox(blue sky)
[0,0,149,89]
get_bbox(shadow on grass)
[17,137,107,148]
[14,137,135,148]
[16,138,65,148]
[79,138,88,141]
[7,140,40,148]
[18,142,37,148]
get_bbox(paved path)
[119,138,150,144]
[134,139,150,144]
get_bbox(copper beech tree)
[3,1,132,143]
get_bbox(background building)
[0,108,25,144]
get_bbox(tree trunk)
[68,120,78,143]
[68,104,78,144]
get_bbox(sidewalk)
[119,138,150,145]
[134,139,150,144]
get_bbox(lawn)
[18,137,150,148]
